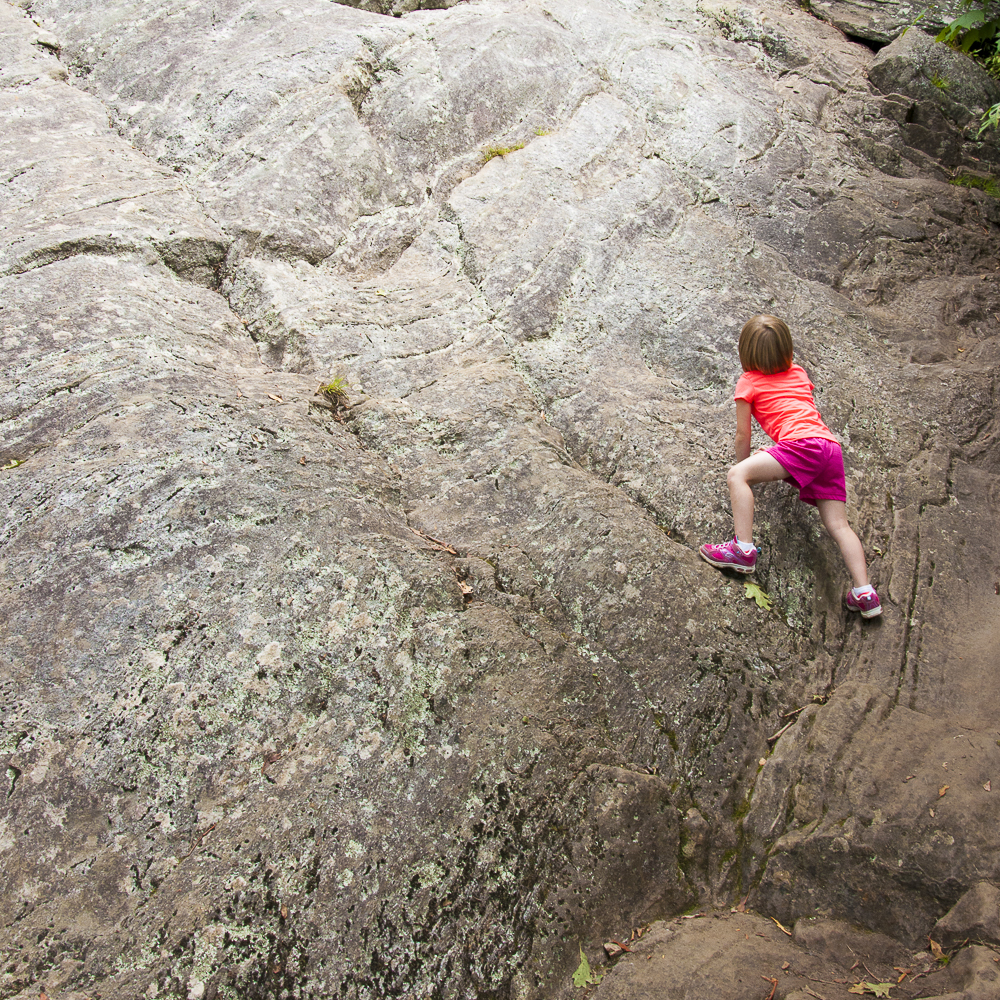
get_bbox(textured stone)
[2,0,999,998]
[933,882,1000,948]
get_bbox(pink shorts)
[765,437,846,507]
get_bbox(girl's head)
[739,314,793,374]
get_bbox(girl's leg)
[727,452,790,542]
[816,499,868,588]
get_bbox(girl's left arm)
[734,399,752,463]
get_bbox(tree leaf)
[572,945,601,988]
[848,983,894,997]
[744,581,772,610]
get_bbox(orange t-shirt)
[734,365,838,444]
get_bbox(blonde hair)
[738,315,793,374]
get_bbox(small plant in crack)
[316,376,350,409]
[480,142,525,164]
[930,73,951,89]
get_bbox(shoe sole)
[845,600,883,618]
[699,549,755,574]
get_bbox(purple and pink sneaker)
[698,537,757,574]
[845,588,882,618]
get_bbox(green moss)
[732,791,754,822]
[481,142,526,164]
[950,172,1000,197]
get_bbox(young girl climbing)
[699,314,882,618]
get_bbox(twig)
[409,526,458,554]
[767,720,795,743]
[611,939,631,952]
[761,975,777,1000]
[781,706,806,719]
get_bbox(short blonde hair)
[739,315,793,374]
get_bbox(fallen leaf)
[771,916,792,936]
[928,936,945,961]
[268,393,283,402]
[848,984,893,997]
[376,288,387,296]
[902,774,916,782]
[299,456,307,465]
[782,961,791,970]
[744,580,772,610]
[281,904,288,919]
[759,757,767,766]
[572,945,601,988]
[939,785,949,797]
[929,807,935,817]
[985,781,991,792]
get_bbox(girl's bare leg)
[726,451,790,542]
[816,499,869,588]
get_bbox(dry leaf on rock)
[939,785,949,797]
[744,581,772,610]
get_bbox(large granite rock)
[1,1,998,998]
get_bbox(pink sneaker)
[845,588,882,618]
[699,537,757,574]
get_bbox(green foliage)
[936,1,1000,51]
[572,945,602,988]
[317,377,349,405]
[950,170,1000,194]
[931,72,951,87]
[480,142,525,164]
[936,0,1000,133]
[979,101,1000,133]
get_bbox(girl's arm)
[734,399,752,463]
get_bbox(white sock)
[735,537,756,555]
[851,585,875,598]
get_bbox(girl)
[699,314,882,618]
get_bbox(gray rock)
[869,27,1000,123]
[934,882,1000,948]
[805,0,969,46]
[2,0,1000,997]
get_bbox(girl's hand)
[734,399,752,462]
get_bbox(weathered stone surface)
[804,0,968,46]
[933,882,1000,948]
[1,0,999,998]
[591,910,973,1000]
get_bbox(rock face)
[1,1,998,999]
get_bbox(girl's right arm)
[734,399,752,463]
